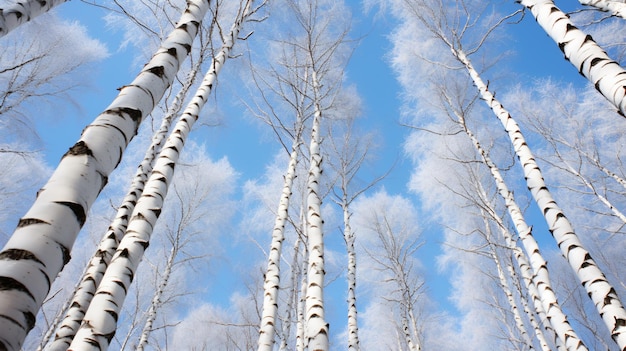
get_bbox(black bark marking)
[63,141,93,158]
[0,249,43,266]
[23,310,36,332]
[17,218,50,228]
[590,57,604,68]
[566,23,577,33]
[138,241,149,250]
[55,201,86,226]
[59,243,71,266]
[146,66,165,78]
[166,47,177,57]
[181,43,192,54]
[113,280,127,294]
[105,309,118,322]
[103,330,116,343]
[0,276,35,300]
[119,248,129,258]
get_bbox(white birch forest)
[0,0,625,350]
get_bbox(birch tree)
[68,1,264,349]
[0,1,209,349]
[363,207,424,351]
[0,0,68,38]
[327,115,384,351]
[271,0,352,349]
[394,0,626,348]
[247,17,312,350]
[518,0,626,116]
[577,0,626,19]
[44,49,206,351]
[434,88,575,350]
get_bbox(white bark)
[68,1,256,348]
[519,0,626,116]
[257,146,299,351]
[296,214,308,351]
[46,54,202,351]
[343,204,360,351]
[135,244,175,351]
[304,67,329,351]
[0,1,207,350]
[447,95,577,351]
[456,48,626,351]
[0,0,67,37]
[491,249,534,350]
[279,238,302,351]
[578,0,626,19]
[508,264,551,351]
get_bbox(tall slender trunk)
[343,202,360,351]
[0,2,208,349]
[279,238,302,351]
[296,212,308,351]
[456,48,626,350]
[447,96,577,351]
[304,68,329,351]
[257,145,299,351]
[68,2,256,349]
[494,251,534,350]
[136,244,177,351]
[577,0,626,19]
[0,0,68,38]
[46,55,202,351]
[508,263,551,351]
[401,313,419,351]
[518,0,626,116]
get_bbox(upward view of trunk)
[65,1,252,350]
[46,56,202,351]
[304,67,329,351]
[0,1,208,349]
[444,93,578,350]
[343,203,359,351]
[518,0,626,116]
[577,0,626,19]
[68,2,258,349]
[135,243,176,351]
[489,243,534,350]
[0,0,68,38]
[455,48,626,351]
[257,144,300,351]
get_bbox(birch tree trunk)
[68,1,259,348]
[0,2,208,349]
[577,0,626,19]
[518,0,626,116]
[0,0,67,37]
[455,48,626,351]
[257,145,299,351]
[135,244,176,351]
[343,204,360,351]
[491,248,534,350]
[45,55,203,351]
[441,91,577,351]
[304,67,329,351]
